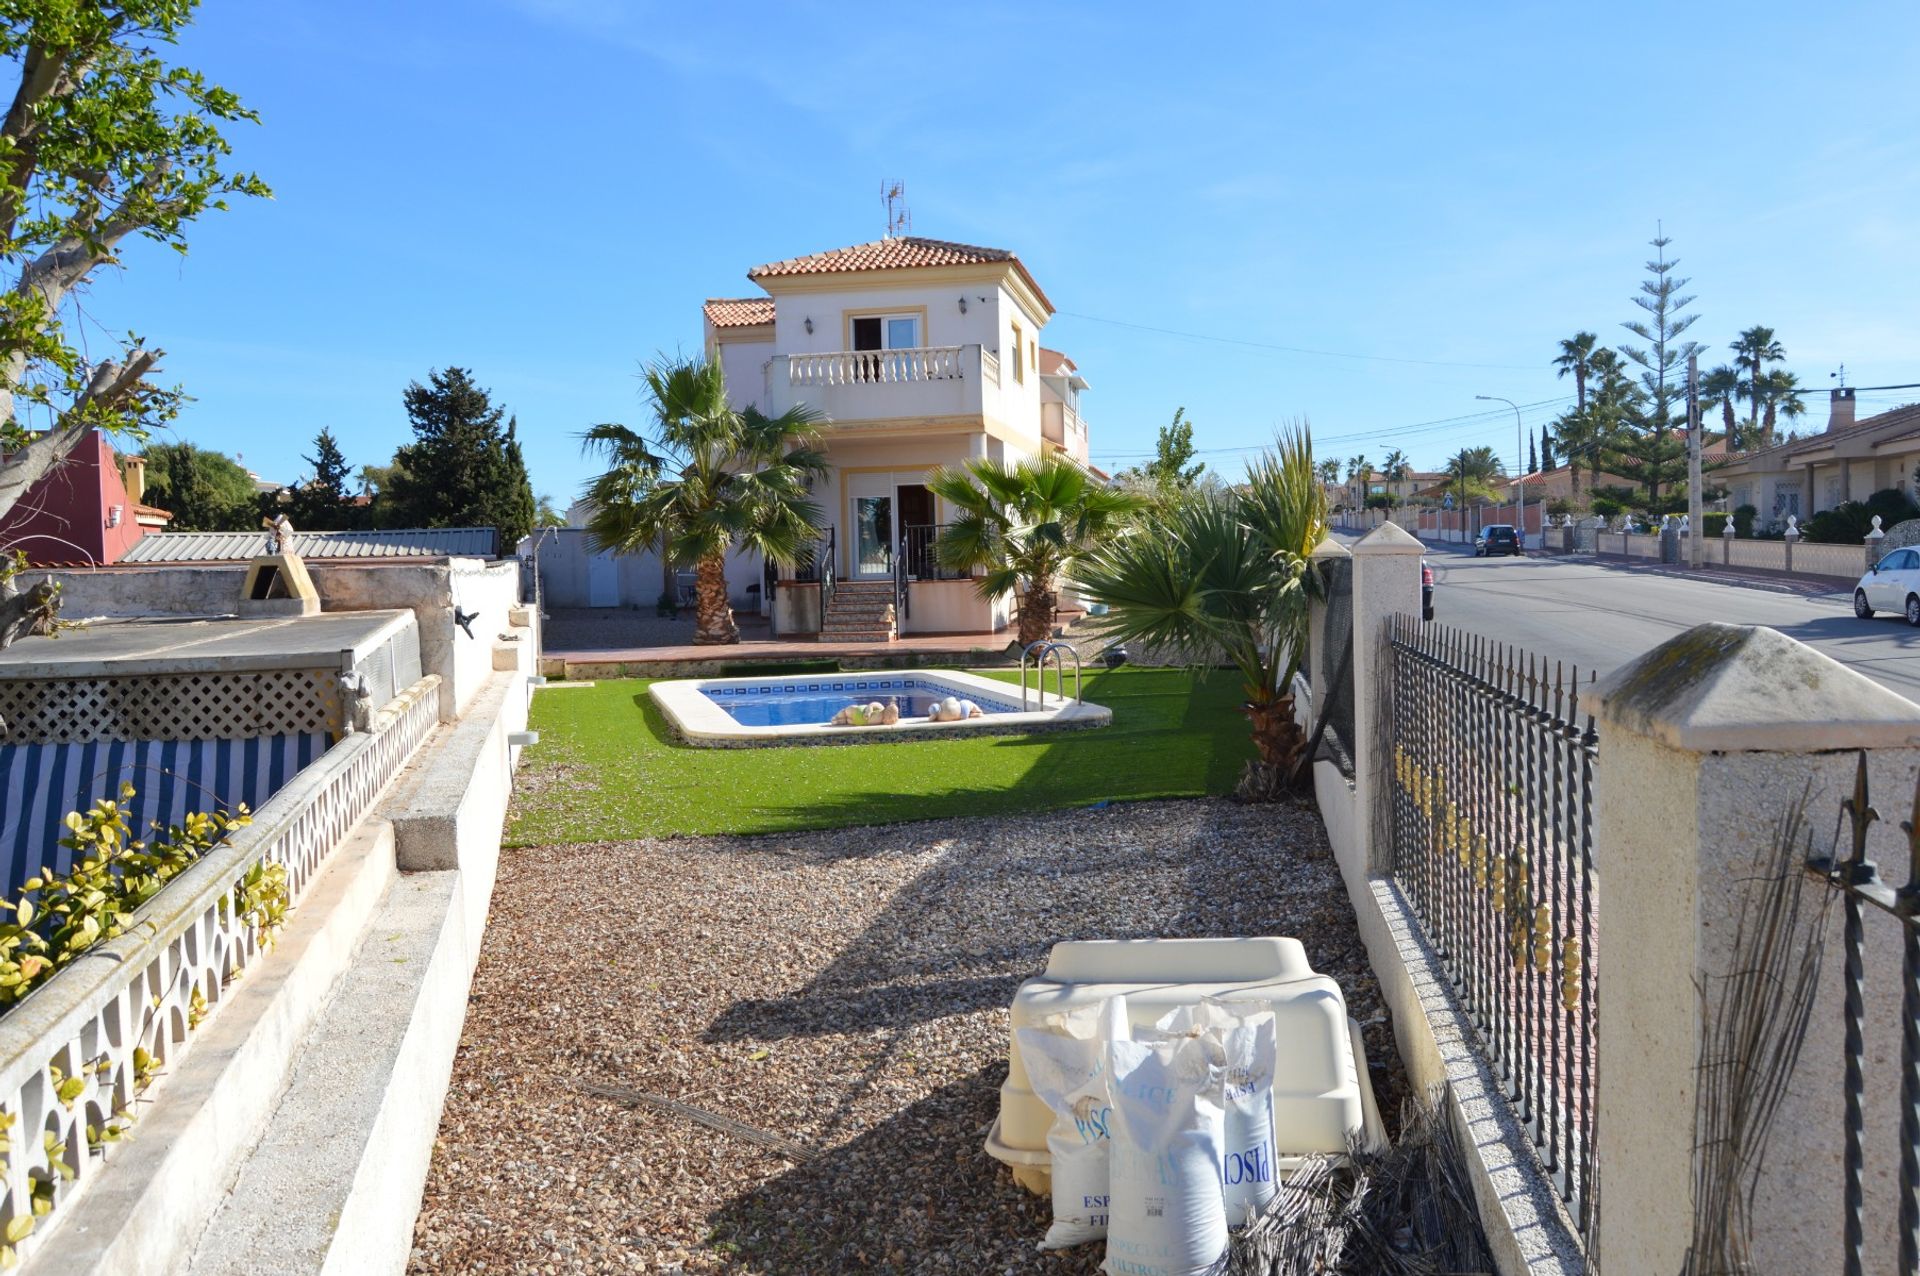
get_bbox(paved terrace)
[538,609,1102,677]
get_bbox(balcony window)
[851,314,921,380]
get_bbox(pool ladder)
[1021,640,1082,710]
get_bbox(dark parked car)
[1475,524,1522,556]
[1422,559,1435,621]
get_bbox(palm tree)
[1551,407,1606,499]
[1553,332,1600,411]
[1700,365,1743,446]
[1758,369,1807,445]
[929,455,1146,648]
[1731,326,1785,445]
[1346,454,1373,507]
[1381,448,1411,507]
[1075,425,1326,796]
[581,357,829,645]
[1315,457,1341,490]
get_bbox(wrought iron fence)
[1385,614,1599,1238]
[1807,756,1920,1276]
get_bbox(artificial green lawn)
[509,667,1255,843]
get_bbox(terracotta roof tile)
[1037,347,1075,377]
[747,236,1054,313]
[703,297,775,329]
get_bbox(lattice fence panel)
[0,670,341,744]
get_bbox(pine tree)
[387,368,536,550]
[1540,426,1557,473]
[290,428,355,530]
[1616,228,1701,503]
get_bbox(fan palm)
[928,455,1146,648]
[1075,425,1327,796]
[580,357,829,645]
[1553,332,1600,411]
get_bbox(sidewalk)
[1433,539,1849,598]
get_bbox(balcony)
[1041,400,1089,462]
[767,343,997,424]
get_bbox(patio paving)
[407,798,1406,1275]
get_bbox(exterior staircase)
[820,579,898,643]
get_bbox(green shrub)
[1546,497,1573,517]
[1804,490,1920,543]
[1590,495,1626,518]
[0,788,260,1011]
[1734,504,1757,538]
[1703,512,1729,538]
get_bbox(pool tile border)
[648,669,1111,748]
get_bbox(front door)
[849,472,894,579]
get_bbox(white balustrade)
[0,676,441,1264]
[785,345,967,388]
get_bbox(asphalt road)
[1407,542,1920,705]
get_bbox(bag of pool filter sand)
[1014,995,1129,1249]
[1103,1033,1227,1276]
[1152,999,1279,1226]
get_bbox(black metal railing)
[900,524,969,582]
[894,535,907,623]
[1386,614,1599,1238]
[1808,756,1920,1276]
[769,528,835,614]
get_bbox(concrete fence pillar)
[1585,623,1920,1276]
[1867,514,1887,573]
[1347,523,1424,873]
[1784,515,1800,574]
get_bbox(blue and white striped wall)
[0,734,335,899]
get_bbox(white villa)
[1715,388,1920,526]
[700,235,1097,640]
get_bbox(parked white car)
[1854,548,1920,625]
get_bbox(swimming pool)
[649,669,1110,747]
[703,676,1023,728]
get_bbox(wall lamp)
[958,296,968,314]
[804,316,814,335]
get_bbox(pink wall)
[0,431,146,566]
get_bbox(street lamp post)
[1476,395,1525,546]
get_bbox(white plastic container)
[985,937,1384,1194]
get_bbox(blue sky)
[85,0,1920,501]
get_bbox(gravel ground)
[408,798,1405,1275]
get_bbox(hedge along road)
[1404,541,1920,704]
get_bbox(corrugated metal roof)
[120,527,499,563]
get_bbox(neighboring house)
[1715,389,1920,525]
[702,234,1095,636]
[119,527,502,563]
[0,429,172,566]
[1369,471,1447,503]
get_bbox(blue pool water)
[701,677,1020,728]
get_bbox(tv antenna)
[1831,363,1847,388]
[881,181,910,238]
